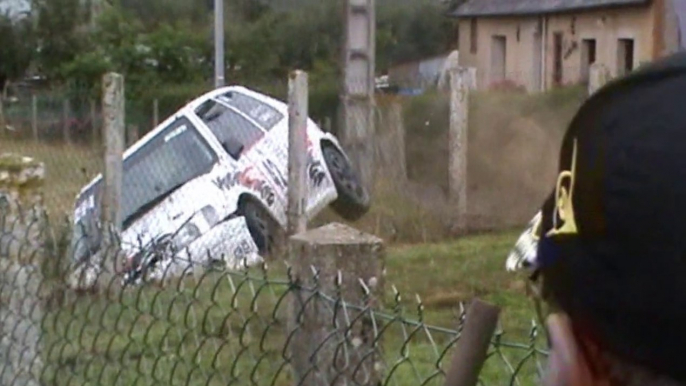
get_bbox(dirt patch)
[369,87,586,238]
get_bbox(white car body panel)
[69,85,343,288]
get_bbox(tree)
[33,0,90,80]
[0,11,34,90]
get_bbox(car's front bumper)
[144,215,262,282]
[69,216,262,289]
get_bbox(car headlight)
[174,222,202,251]
[200,205,220,227]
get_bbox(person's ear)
[542,313,611,386]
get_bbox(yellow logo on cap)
[547,138,579,237]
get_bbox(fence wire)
[0,196,549,386]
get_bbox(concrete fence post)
[588,63,610,96]
[287,223,385,386]
[287,70,309,237]
[0,154,47,386]
[100,72,125,286]
[449,67,470,234]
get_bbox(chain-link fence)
[0,194,548,386]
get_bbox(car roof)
[73,84,289,202]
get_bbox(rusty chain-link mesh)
[0,201,549,386]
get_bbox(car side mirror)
[222,137,244,160]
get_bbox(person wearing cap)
[507,51,686,386]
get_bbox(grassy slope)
[41,232,546,386]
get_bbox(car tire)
[322,143,371,222]
[239,199,277,256]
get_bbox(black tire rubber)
[239,199,277,256]
[322,143,371,221]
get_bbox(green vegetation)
[2,0,456,136]
[41,231,545,386]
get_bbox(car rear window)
[216,91,283,131]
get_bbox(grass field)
[39,232,546,386]
[0,138,102,216]
[0,137,546,384]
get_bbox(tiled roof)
[450,0,651,17]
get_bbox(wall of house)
[458,17,542,91]
[457,4,660,92]
[544,6,654,89]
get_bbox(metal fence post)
[287,70,309,237]
[287,222,385,386]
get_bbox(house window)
[553,32,564,86]
[491,35,507,83]
[470,18,478,54]
[581,39,597,82]
[617,38,635,76]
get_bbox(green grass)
[39,232,546,386]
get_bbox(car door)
[194,97,286,219]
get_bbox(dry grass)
[0,138,102,217]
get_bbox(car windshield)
[215,90,283,131]
[74,116,217,231]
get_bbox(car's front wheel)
[322,143,371,221]
[238,199,278,256]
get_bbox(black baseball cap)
[536,51,686,383]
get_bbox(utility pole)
[214,0,225,88]
[341,0,376,189]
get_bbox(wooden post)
[341,0,376,190]
[101,72,124,232]
[31,95,38,142]
[287,223,385,386]
[443,299,501,386]
[153,98,159,128]
[588,63,610,96]
[90,99,98,147]
[127,124,139,147]
[63,99,71,145]
[449,67,470,234]
[287,70,309,237]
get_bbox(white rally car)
[69,86,370,288]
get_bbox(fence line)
[0,202,549,386]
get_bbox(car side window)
[195,99,265,160]
[216,91,283,131]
